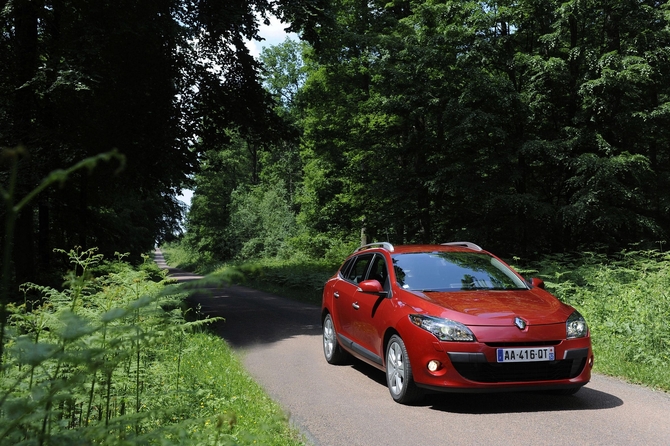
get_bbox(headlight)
[566,311,588,339]
[409,314,475,342]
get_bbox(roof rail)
[355,242,394,253]
[441,241,483,251]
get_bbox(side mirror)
[529,277,545,289]
[358,279,388,296]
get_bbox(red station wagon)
[321,242,593,404]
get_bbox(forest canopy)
[185,0,670,263]
[3,0,670,288]
[0,0,324,288]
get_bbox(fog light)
[427,360,441,372]
[589,356,594,368]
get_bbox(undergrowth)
[0,148,303,444]
[0,247,304,445]
[524,250,670,391]
[159,242,224,276]
[233,259,337,304]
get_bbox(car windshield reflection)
[392,252,528,291]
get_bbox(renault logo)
[514,317,526,330]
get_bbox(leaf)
[57,311,95,341]
[127,295,154,310]
[11,337,60,367]
[101,307,128,323]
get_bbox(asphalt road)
[154,250,670,446]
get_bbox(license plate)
[496,347,555,363]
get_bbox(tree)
[295,0,670,255]
[0,0,325,292]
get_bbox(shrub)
[0,248,303,444]
[527,250,670,390]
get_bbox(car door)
[346,253,391,363]
[332,253,374,350]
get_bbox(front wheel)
[323,313,348,364]
[385,335,422,404]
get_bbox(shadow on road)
[185,285,322,348]
[423,386,623,413]
[349,356,623,414]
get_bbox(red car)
[321,242,593,404]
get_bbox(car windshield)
[392,252,528,291]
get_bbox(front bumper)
[402,323,593,392]
[447,347,589,382]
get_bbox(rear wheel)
[323,314,347,364]
[386,335,422,404]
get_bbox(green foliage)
[160,241,222,275]
[228,182,298,260]
[229,258,340,305]
[526,250,670,390]
[0,248,303,445]
[286,0,670,255]
[1,147,125,299]
[0,0,323,286]
[0,143,299,441]
[183,141,253,263]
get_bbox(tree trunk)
[14,205,36,287]
[38,197,50,268]
[11,0,39,291]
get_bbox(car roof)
[353,242,487,255]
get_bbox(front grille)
[452,358,587,383]
[485,340,561,347]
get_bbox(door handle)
[352,302,360,310]
[334,292,340,299]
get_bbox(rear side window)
[345,254,374,284]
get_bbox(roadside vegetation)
[163,242,670,393]
[0,152,303,445]
[526,250,670,391]
[0,247,304,445]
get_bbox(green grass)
[164,333,304,445]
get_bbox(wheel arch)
[321,307,333,326]
[382,327,401,366]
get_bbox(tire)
[323,314,348,364]
[385,335,422,404]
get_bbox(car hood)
[410,289,572,326]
